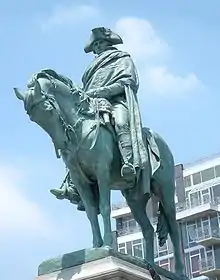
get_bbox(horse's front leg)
[97,164,113,247]
[68,169,103,248]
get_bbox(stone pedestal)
[35,248,159,280]
[36,247,187,280]
[36,255,153,280]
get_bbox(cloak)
[82,48,148,169]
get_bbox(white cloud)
[115,17,204,97]
[0,164,53,236]
[41,4,99,31]
[116,17,169,61]
[145,67,202,96]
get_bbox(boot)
[118,132,136,178]
[50,185,82,204]
[50,187,67,200]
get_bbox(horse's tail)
[156,202,169,247]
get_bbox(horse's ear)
[14,88,25,101]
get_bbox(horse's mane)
[33,69,75,89]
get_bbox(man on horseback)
[15,27,185,279]
[83,27,148,177]
[51,27,148,208]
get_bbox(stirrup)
[121,162,136,177]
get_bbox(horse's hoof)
[93,240,103,248]
[103,234,113,248]
[101,245,113,251]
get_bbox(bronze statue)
[14,27,188,279]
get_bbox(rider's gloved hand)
[86,83,124,99]
[86,89,98,98]
[86,88,108,98]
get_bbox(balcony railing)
[115,199,220,237]
[198,228,220,240]
[195,227,220,247]
[176,196,220,213]
[199,257,220,277]
[199,257,216,272]
[112,201,128,210]
[117,224,141,236]
[112,196,220,214]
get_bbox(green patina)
[38,247,187,280]
[14,27,189,280]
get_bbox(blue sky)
[1,1,220,279]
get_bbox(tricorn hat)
[84,27,123,53]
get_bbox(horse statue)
[14,69,187,279]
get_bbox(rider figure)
[50,27,148,209]
[83,27,147,176]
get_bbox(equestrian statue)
[14,27,188,280]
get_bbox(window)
[154,233,158,258]
[189,191,201,207]
[126,241,132,255]
[201,218,211,238]
[212,184,220,198]
[167,237,173,254]
[159,259,170,271]
[156,237,171,257]
[201,167,215,182]
[154,233,172,258]
[215,165,220,177]
[116,218,122,231]
[121,218,129,234]
[120,217,140,235]
[201,188,210,204]
[218,213,220,228]
[200,247,215,272]
[185,190,190,207]
[190,251,200,278]
[158,241,168,257]
[187,222,198,245]
[118,242,126,254]
[133,239,143,258]
[187,218,212,245]
[189,247,215,278]
[129,219,139,233]
[184,175,191,188]
[192,172,202,185]
[124,239,144,259]
[205,248,215,270]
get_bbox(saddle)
[83,97,113,126]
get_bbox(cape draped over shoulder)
[82,48,148,169]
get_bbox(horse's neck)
[55,93,96,139]
[55,93,80,126]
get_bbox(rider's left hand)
[86,89,97,98]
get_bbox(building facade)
[111,154,220,280]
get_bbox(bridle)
[25,81,79,153]
[26,78,99,154]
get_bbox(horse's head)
[14,76,70,154]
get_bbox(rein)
[27,77,99,150]
[26,77,101,185]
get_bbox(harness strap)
[89,98,100,150]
